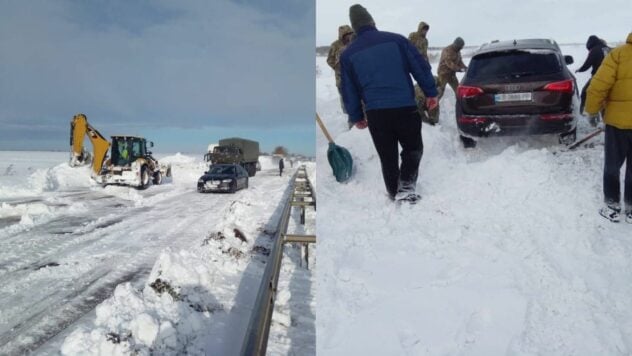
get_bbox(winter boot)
[395,192,421,204]
[599,204,621,223]
[626,210,632,224]
[394,180,419,204]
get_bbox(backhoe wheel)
[138,166,150,190]
[153,171,162,185]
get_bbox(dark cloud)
[0,0,315,151]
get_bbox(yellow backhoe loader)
[69,113,172,189]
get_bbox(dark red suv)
[455,39,578,148]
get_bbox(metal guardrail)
[240,166,316,356]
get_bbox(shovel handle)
[568,127,604,150]
[315,113,335,144]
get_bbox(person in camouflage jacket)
[415,79,440,125]
[327,25,354,89]
[437,37,467,99]
[327,25,354,114]
[408,21,430,61]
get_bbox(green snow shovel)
[316,113,353,183]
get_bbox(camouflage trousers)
[437,73,459,100]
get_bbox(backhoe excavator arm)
[70,113,111,176]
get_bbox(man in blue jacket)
[340,4,438,203]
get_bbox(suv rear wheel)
[460,135,477,149]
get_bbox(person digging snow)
[340,4,438,203]
[585,32,632,223]
[576,35,611,125]
[437,37,467,100]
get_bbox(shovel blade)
[327,142,353,183]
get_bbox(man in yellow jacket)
[585,32,632,223]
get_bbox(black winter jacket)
[577,35,610,75]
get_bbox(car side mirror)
[564,55,574,65]
[150,141,154,148]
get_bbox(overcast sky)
[0,0,315,155]
[317,0,631,47]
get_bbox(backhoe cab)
[69,113,171,189]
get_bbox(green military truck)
[208,137,260,177]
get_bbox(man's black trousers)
[604,124,632,208]
[366,106,423,198]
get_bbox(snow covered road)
[0,153,308,354]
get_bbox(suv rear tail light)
[457,86,484,98]
[540,113,574,121]
[458,116,488,124]
[543,80,573,93]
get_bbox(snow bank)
[259,154,279,170]
[61,248,232,355]
[0,162,94,198]
[159,153,197,165]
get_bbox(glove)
[583,111,599,127]
[355,119,368,129]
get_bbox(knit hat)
[585,35,600,50]
[453,37,465,49]
[349,4,374,32]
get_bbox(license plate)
[494,92,532,102]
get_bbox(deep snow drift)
[0,152,315,355]
[316,44,632,355]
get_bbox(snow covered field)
[0,151,315,354]
[316,44,632,355]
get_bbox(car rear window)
[467,50,562,80]
[209,166,235,175]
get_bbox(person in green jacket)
[408,21,430,61]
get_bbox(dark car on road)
[455,39,579,147]
[197,163,249,193]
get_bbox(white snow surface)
[316,45,632,355]
[0,151,314,354]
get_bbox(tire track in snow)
[0,186,240,354]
